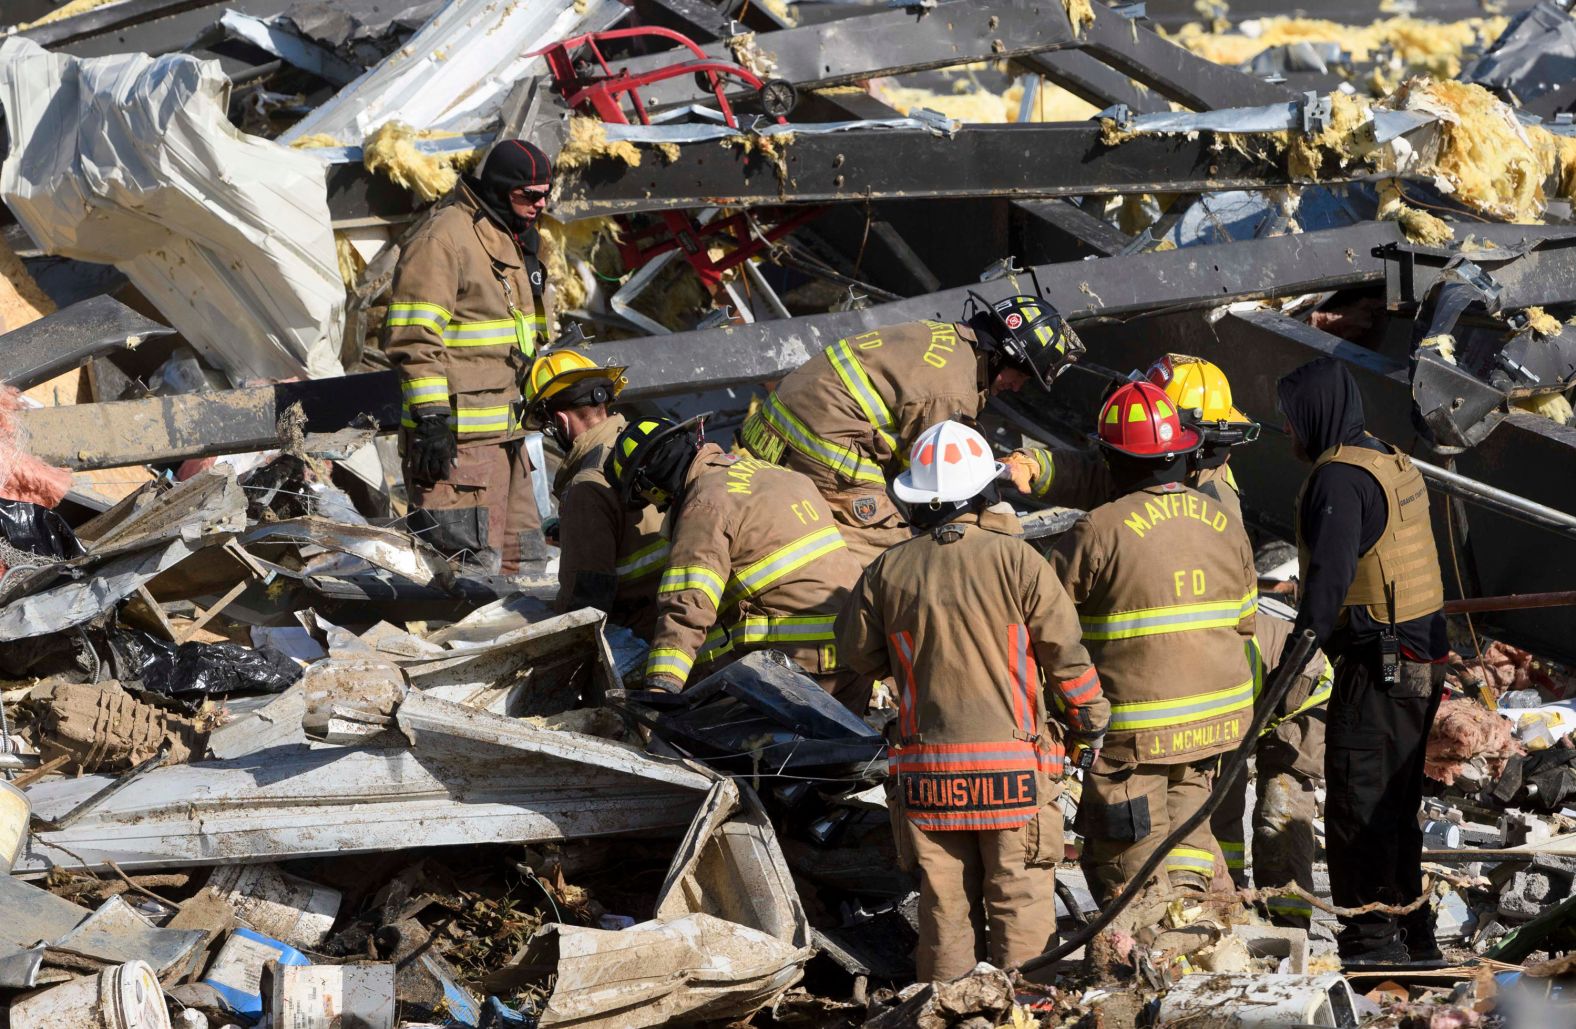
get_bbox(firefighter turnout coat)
[1050,482,1258,765]
[645,444,864,690]
[552,414,670,640]
[739,320,989,555]
[386,181,556,441]
[836,504,1111,831]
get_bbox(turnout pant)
[1078,756,1227,902]
[1324,649,1444,956]
[406,436,542,574]
[891,780,1063,982]
[1211,711,1325,928]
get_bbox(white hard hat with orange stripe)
[892,421,1005,505]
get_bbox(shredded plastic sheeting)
[1169,16,1509,79]
[0,387,71,508]
[0,38,345,383]
[361,121,477,203]
[1425,696,1523,786]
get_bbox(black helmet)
[965,267,1084,388]
[603,414,710,511]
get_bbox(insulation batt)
[1425,697,1523,786]
[1168,16,1509,79]
[361,121,477,204]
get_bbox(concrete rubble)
[0,0,1573,1026]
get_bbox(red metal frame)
[533,27,814,299]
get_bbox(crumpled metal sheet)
[0,37,345,383]
[0,537,205,642]
[1463,1,1576,120]
[279,0,623,144]
[0,877,203,976]
[19,693,718,872]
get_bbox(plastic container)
[201,927,309,1019]
[207,863,341,951]
[10,960,170,1029]
[0,778,29,872]
[271,963,395,1029]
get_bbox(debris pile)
[0,0,1574,1026]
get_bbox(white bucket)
[271,963,395,1029]
[10,960,171,1029]
[207,863,341,951]
[0,778,28,872]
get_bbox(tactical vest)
[1296,439,1444,625]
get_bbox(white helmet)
[892,421,1005,505]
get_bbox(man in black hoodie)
[1277,357,1448,967]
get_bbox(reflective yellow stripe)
[659,565,724,608]
[695,614,838,668]
[1166,847,1217,876]
[1080,590,1258,641]
[1218,839,1245,870]
[442,316,548,348]
[825,339,898,454]
[616,539,670,583]
[759,394,886,484]
[1030,448,1054,498]
[401,376,449,404]
[388,301,452,333]
[646,647,694,683]
[453,404,514,434]
[1266,897,1312,918]
[729,526,846,600]
[1107,677,1254,732]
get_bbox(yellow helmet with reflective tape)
[522,349,627,426]
[1144,354,1259,446]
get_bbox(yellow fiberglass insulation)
[362,122,478,204]
[334,234,365,290]
[289,134,344,149]
[1376,180,1453,246]
[870,76,1098,125]
[537,215,624,313]
[1063,0,1095,33]
[1524,306,1563,337]
[556,117,642,170]
[1168,16,1507,80]
[1418,334,1457,365]
[14,0,124,30]
[1285,90,1375,180]
[1513,392,1574,425]
[1384,79,1547,223]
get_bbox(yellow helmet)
[521,350,627,426]
[1144,354,1259,446]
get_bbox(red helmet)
[1095,380,1202,459]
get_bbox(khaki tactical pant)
[406,436,542,574]
[1077,756,1227,903]
[891,779,1063,982]
[1211,711,1325,928]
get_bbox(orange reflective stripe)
[891,630,919,740]
[1059,665,1101,703]
[1008,622,1037,737]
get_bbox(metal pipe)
[1443,591,1576,615]
[1412,457,1576,541]
[0,753,39,771]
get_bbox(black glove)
[410,413,457,486]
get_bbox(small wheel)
[759,78,797,119]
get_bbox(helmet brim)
[891,460,1007,504]
[1090,424,1204,459]
[532,365,628,410]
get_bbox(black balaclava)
[466,139,553,238]
[1103,449,1190,495]
[1276,357,1366,462]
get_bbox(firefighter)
[738,294,1084,565]
[1049,381,1257,902]
[521,350,668,639]
[605,416,868,709]
[1212,598,1332,929]
[1003,354,1258,518]
[835,420,1109,982]
[1278,357,1447,967]
[386,139,556,573]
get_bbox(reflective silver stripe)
[731,525,846,599]
[1107,678,1255,732]
[616,540,670,581]
[759,394,885,484]
[825,339,897,450]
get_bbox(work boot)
[1400,905,1445,965]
